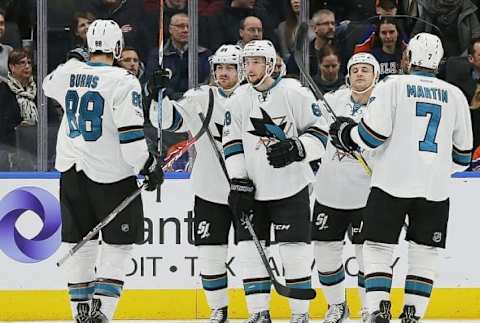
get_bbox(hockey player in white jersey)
[42,20,163,323]
[222,40,329,323]
[149,44,244,323]
[313,53,380,323]
[329,33,473,323]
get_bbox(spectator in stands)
[285,8,336,77]
[376,0,398,16]
[146,13,210,99]
[368,17,407,79]
[272,52,287,79]
[277,0,300,60]
[238,16,263,47]
[398,0,420,34]
[413,0,480,57]
[70,11,95,49]
[446,37,480,164]
[83,0,148,59]
[203,0,278,52]
[0,49,36,170]
[118,46,143,79]
[0,9,12,82]
[313,45,344,93]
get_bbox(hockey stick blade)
[162,88,214,167]
[57,91,214,267]
[242,213,316,300]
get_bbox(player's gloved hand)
[266,137,306,168]
[228,178,255,217]
[329,116,359,152]
[147,67,172,101]
[140,154,164,191]
[67,47,90,62]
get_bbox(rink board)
[0,172,479,320]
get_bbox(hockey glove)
[266,137,306,168]
[147,67,172,101]
[329,116,359,152]
[140,154,164,191]
[67,47,90,62]
[228,178,255,217]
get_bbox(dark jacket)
[413,0,480,56]
[445,56,477,103]
[0,82,21,147]
[146,39,211,99]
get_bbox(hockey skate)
[368,300,392,323]
[323,302,349,323]
[399,305,420,323]
[291,312,309,323]
[209,306,228,323]
[245,310,271,323]
[89,299,109,323]
[74,303,90,323]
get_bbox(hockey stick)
[56,92,214,267]
[196,89,316,300]
[293,22,372,176]
[156,0,165,202]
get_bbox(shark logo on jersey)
[348,102,365,117]
[248,108,292,148]
[197,221,211,239]
[214,122,223,143]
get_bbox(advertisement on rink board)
[1,174,480,291]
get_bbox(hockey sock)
[63,241,98,321]
[198,245,229,310]
[237,240,271,314]
[404,241,439,318]
[314,241,346,305]
[363,241,395,314]
[355,244,366,308]
[280,242,313,314]
[93,243,132,320]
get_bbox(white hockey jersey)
[222,78,329,200]
[150,85,230,204]
[315,88,372,210]
[42,59,149,183]
[350,73,473,201]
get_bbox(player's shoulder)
[326,86,350,99]
[277,77,314,98]
[228,83,250,103]
[183,84,211,99]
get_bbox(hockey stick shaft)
[198,90,315,300]
[156,0,165,202]
[57,93,214,267]
[293,23,371,176]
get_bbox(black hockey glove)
[329,116,359,152]
[67,47,90,62]
[266,137,306,168]
[147,67,172,101]
[140,154,164,191]
[228,178,255,217]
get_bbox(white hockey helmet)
[346,52,380,94]
[242,40,276,87]
[86,19,124,60]
[210,44,244,89]
[407,32,444,71]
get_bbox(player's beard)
[248,74,264,86]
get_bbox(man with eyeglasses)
[145,12,211,99]
[238,16,264,48]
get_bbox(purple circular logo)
[0,187,61,263]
